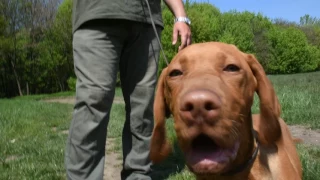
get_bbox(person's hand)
[172,22,192,51]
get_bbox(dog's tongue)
[188,148,230,165]
[187,142,239,166]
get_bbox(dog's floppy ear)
[246,54,281,145]
[150,67,171,163]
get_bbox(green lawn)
[252,71,320,129]
[269,71,320,129]
[1,72,320,179]
[0,98,72,179]
[0,88,124,180]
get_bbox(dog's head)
[150,42,281,176]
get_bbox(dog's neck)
[221,135,259,177]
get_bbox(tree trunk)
[59,81,63,92]
[10,60,23,96]
[26,82,29,95]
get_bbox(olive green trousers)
[65,19,162,180]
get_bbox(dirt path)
[104,138,122,180]
[45,97,320,180]
[43,96,124,104]
[288,125,320,146]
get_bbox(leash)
[145,0,170,66]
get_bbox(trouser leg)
[119,23,162,180]
[65,20,127,180]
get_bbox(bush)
[266,27,319,74]
[67,76,76,92]
[218,11,255,53]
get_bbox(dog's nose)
[180,90,221,125]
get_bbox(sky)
[194,0,320,23]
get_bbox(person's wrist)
[174,17,191,26]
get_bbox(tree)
[267,27,318,73]
[38,0,73,92]
[187,2,221,43]
[299,26,320,48]
[19,0,60,94]
[0,0,60,97]
[300,14,320,26]
[218,11,272,54]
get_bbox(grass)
[251,71,320,129]
[11,91,75,101]
[0,98,72,179]
[10,87,124,101]
[298,145,320,180]
[270,71,320,129]
[0,73,320,179]
[0,87,124,180]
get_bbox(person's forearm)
[163,0,187,17]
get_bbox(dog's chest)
[250,149,280,180]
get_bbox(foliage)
[0,1,320,97]
[266,27,319,73]
[219,11,255,53]
[0,0,64,97]
[300,14,320,26]
[38,0,73,92]
[67,76,76,92]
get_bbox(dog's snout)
[180,90,221,125]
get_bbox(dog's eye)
[169,69,183,77]
[223,64,240,72]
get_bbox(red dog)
[150,42,302,180]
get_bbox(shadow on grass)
[150,140,187,180]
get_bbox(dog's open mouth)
[186,134,240,173]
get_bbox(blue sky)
[194,0,320,23]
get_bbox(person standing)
[65,0,192,179]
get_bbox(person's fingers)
[173,22,192,50]
[187,32,192,46]
[187,33,192,46]
[172,28,178,45]
[179,33,187,51]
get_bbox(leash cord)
[145,0,170,66]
